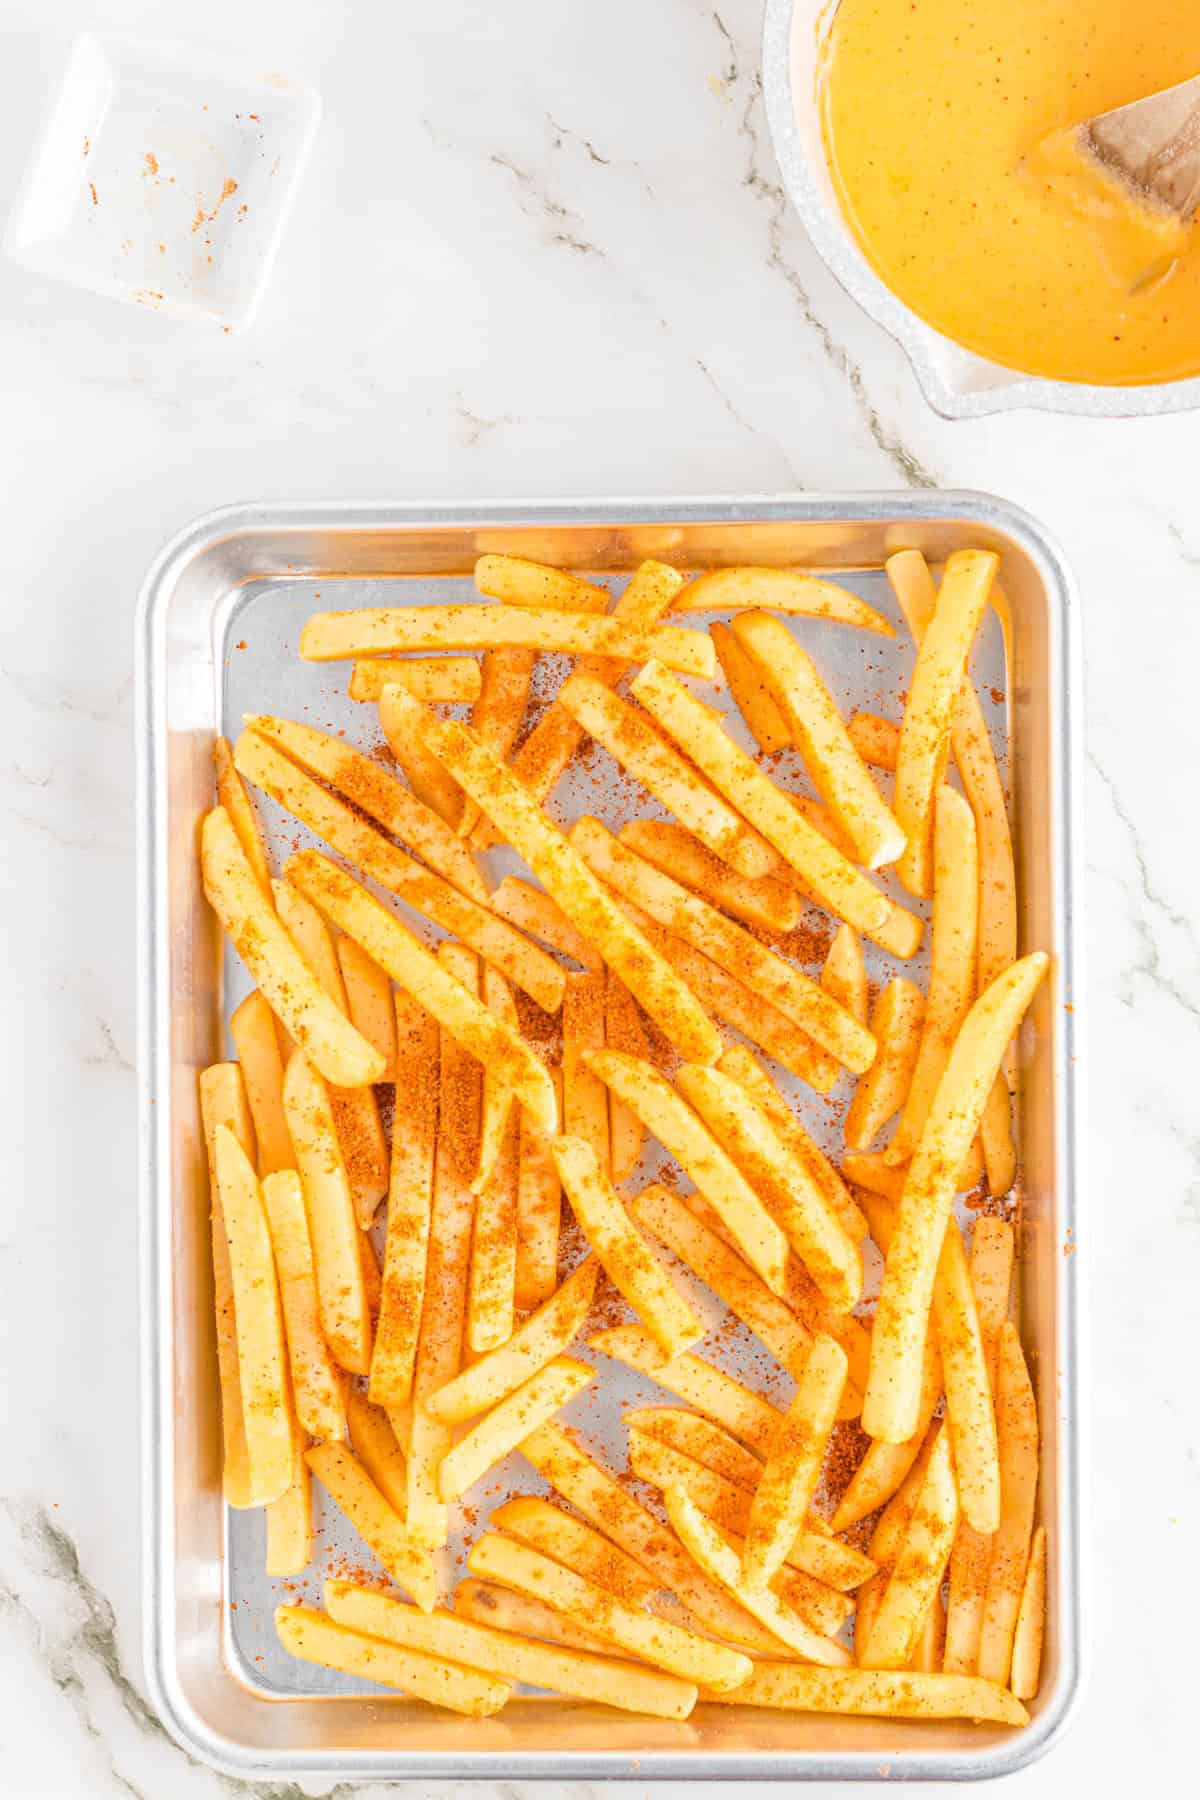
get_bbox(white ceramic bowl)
[762,0,1200,418]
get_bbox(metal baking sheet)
[136,495,1085,1782]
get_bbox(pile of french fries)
[200,548,1048,1729]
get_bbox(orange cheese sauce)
[819,0,1200,385]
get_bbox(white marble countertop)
[1,0,1196,1794]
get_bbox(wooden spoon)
[1083,73,1200,224]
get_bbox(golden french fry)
[585,1052,789,1296]
[490,876,603,971]
[454,1576,625,1657]
[491,1494,659,1604]
[300,602,716,675]
[842,1151,906,1203]
[456,644,537,839]
[563,971,610,1175]
[935,1220,1001,1534]
[261,1169,347,1443]
[980,1072,1017,1197]
[731,614,905,869]
[620,817,801,935]
[468,1107,519,1355]
[378,682,464,827]
[282,1054,373,1376]
[213,735,273,900]
[346,1387,408,1513]
[706,1662,1028,1725]
[845,979,925,1152]
[471,967,520,1196]
[822,924,868,1026]
[1009,1525,1046,1701]
[847,711,900,772]
[589,1324,783,1456]
[675,568,895,634]
[830,1329,943,1533]
[213,1127,293,1506]
[229,990,293,1177]
[438,1356,594,1501]
[893,549,998,897]
[324,1579,697,1719]
[572,820,875,1074]
[202,808,383,1088]
[307,1440,437,1608]
[860,1427,959,1670]
[624,1406,763,1493]
[369,994,438,1407]
[944,1521,993,1678]
[287,851,558,1133]
[349,656,482,704]
[337,938,397,1081]
[198,1065,257,1507]
[710,618,791,755]
[971,1216,1015,1394]
[515,1083,562,1313]
[243,714,489,903]
[604,969,648,1182]
[467,1533,752,1690]
[275,1604,508,1714]
[265,1412,311,1578]
[474,553,612,611]
[977,1324,1039,1686]
[551,1136,702,1358]
[741,1335,848,1590]
[910,1591,947,1672]
[862,952,1048,1444]
[428,1258,598,1424]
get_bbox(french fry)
[887,787,979,1166]
[976,1324,1039,1686]
[589,1324,784,1456]
[213,1126,293,1506]
[830,1327,943,1533]
[213,735,273,899]
[239,731,565,1014]
[261,1169,347,1443]
[551,1136,702,1358]
[307,1441,437,1609]
[378,682,465,827]
[731,613,905,869]
[844,979,925,1151]
[674,568,895,634]
[677,1063,862,1313]
[741,1335,848,1590]
[841,1151,906,1204]
[358,1227,383,1321]
[910,1590,947,1672]
[438,1356,595,1501]
[563,971,610,1176]
[630,661,920,954]
[604,970,648,1181]
[971,1216,1015,1393]
[1009,1525,1046,1701]
[620,818,801,935]
[466,1534,753,1690]
[201,807,383,1088]
[557,673,775,878]
[468,1106,519,1355]
[286,852,558,1133]
[935,1219,1001,1534]
[710,619,791,755]
[572,820,875,1074]
[282,1053,373,1375]
[427,1258,598,1424]
[491,1495,659,1605]
[275,1604,508,1714]
[944,1522,993,1677]
[822,924,867,1026]
[515,1085,562,1312]
[847,711,900,772]
[229,990,293,1177]
[490,876,602,971]
[859,1427,959,1670]
[456,645,537,839]
[369,994,438,1407]
[892,549,998,897]
[348,655,482,704]
[471,967,520,1196]
[243,715,489,904]
[585,1053,789,1296]
[474,553,612,611]
[265,1412,311,1578]
[664,1486,850,1666]
[300,603,716,676]
[704,1662,1028,1725]
[346,1387,409,1513]
[791,791,860,863]
[980,1068,1017,1200]
[623,1406,764,1493]
[337,938,397,1081]
[862,952,1048,1444]
[324,1579,697,1719]
[455,1576,633,1657]
[854,1438,935,1657]
[198,1064,257,1506]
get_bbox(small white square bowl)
[4,32,320,331]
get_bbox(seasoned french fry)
[378,682,465,828]
[456,645,537,840]
[604,970,648,1182]
[198,1065,257,1506]
[230,990,293,1177]
[589,1324,784,1456]
[585,1053,789,1296]
[282,1053,373,1376]
[471,967,520,1196]
[705,1662,1028,1725]
[515,1084,562,1313]
[893,549,998,897]
[844,979,925,1152]
[862,952,1048,1444]
[369,994,438,1407]
[830,1327,943,1533]
[620,818,801,935]
[859,1427,959,1670]
[468,1107,519,1356]
[213,1126,293,1506]
[976,1325,1039,1686]
[287,852,558,1133]
[346,1387,408,1513]
[438,1356,595,1501]
[467,1534,752,1690]
[491,1494,662,1603]
[202,808,383,1088]
[841,1151,906,1204]
[427,1258,598,1424]
[358,1227,383,1321]
[348,656,482,704]
[980,1070,1017,1197]
[910,1591,947,1673]
[1009,1525,1046,1701]
[847,711,900,771]
[337,938,397,1081]
[935,1219,1001,1534]
[971,1216,1015,1393]
[623,1406,763,1493]
[491,876,602,971]
[324,1579,697,1719]
[474,553,612,611]
[551,1136,702,1359]
[307,1440,437,1608]
[710,619,791,755]
[562,971,610,1176]
[265,1413,311,1578]
[454,1577,624,1657]
[822,925,867,1027]
[261,1169,347,1443]
[731,614,905,868]
[674,568,895,634]
[213,735,273,900]
[275,1605,507,1714]
[741,1335,848,1590]
[944,1520,993,1677]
